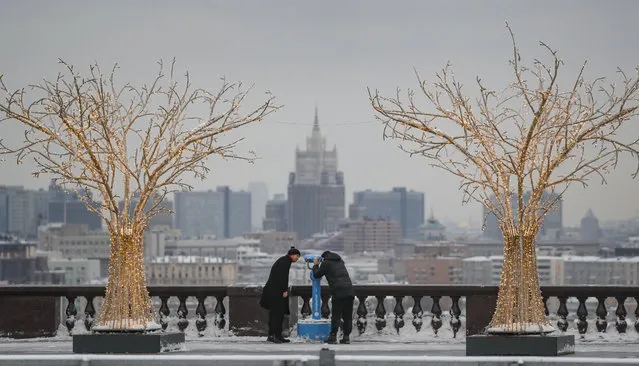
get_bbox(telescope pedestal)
[297,319,332,341]
[297,255,332,342]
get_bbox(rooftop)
[149,255,233,264]
[171,237,260,248]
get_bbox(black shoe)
[279,337,291,343]
[340,336,350,344]
[267,335,282,344]
[325,333,337,344]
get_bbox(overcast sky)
[1,0,638,227]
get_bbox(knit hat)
[287,246,301,256]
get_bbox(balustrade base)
[466,334,575,356]
[72,332,185,354]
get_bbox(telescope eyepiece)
[303,254,322,263]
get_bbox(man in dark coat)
[260,246,301,343]
[312,250,355,344]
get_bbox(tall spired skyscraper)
[287,108,345,239]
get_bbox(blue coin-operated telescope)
[297,254,331,341]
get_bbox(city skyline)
[1,1,638,227]
[0,113,631,230]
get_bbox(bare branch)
[0,59,280,234]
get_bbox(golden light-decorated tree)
[0,60,278,331]
[369,26,639,334]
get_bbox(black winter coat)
[260,255,292,314]
[311,251,354,299]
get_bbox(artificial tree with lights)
[369,25,639,334]
[0,60,278,332]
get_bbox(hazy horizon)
[1,0,638,227]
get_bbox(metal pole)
[311,271,321,320]
[319,348,335,366]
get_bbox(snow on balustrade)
[22,311,639,345]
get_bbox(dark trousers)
[268,308,285,338]
[330,296,354,336]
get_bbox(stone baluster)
[596,296,608,333]
[542,296,550,316]
[375,296,386,331]
[615,296,627,334]
[159,296,170,331]
[301,295,312,319]
[576,296,588,336]
[177,296,189,332]
[450,296,462,338]
[556,296,568,332]
[411,296,423,332]
[430,296,443,336]
[65,296,77,334]
[214,295,226,330]
[195,295,207,336]
[321,294,331,319]
[393,296,405,334]
[356,296,368,335]
[84,296,95,331]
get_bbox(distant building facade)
[287,108,345,239]
[580,209,602,242]
[224,187,251,238]
[407,256,462,284]
[38,223,110,277]
[0,185,49,238]
[174,190,225,239]
[564,256,639,285]
[48,181,102,231]
[174,187,251,240]
[146,256,237,285]
[48,257,101,285]
[420,213,446,241]
[414,242,470,258]
[0,234,64,284]
[263,194,288,232]
[243,231,298,255]
[164,236,260,261]
[248,181,269,231]
[341,218,401,254]
[349,187,425,239]
[0,181,105,238]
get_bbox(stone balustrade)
[0,285,637,339]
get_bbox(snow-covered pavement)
[2,322,639,365]
[1,335,639,359]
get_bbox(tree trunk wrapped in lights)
[94,228,153,331]
[0,60,279,332]
[369,24,639,334]
[489,233,550,333]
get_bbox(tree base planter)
[72,332,185,354]
[466,334,575,356]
